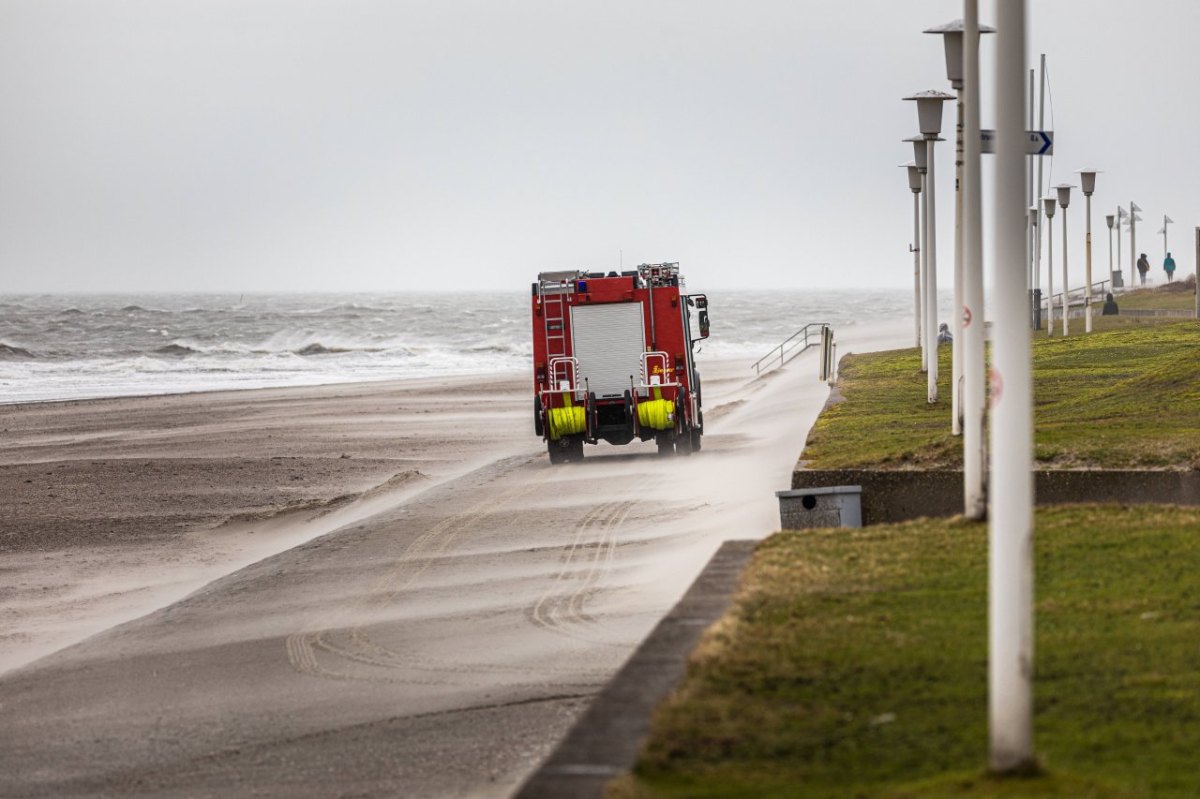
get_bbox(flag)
[1165,215,1174,224]
[1131,201,1143,212]
[1117,207,1128,218]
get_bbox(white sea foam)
[0,290,945,404]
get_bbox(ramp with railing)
[752,322,829,376]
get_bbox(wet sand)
[0,319,909,798]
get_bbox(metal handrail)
[752,322,829,375]
[1045,279,1110,305]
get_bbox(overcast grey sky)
[0,1,1196,293]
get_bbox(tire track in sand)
[526,500,633,645]
[286,480,537,683]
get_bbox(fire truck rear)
[531,262,710,463]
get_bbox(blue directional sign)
[979,130,1053,156]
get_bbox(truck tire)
[656,434,674,456]
[547,439,567,464]
[567,436,585,462]
[676,430,693,456]
[534,397,544,437]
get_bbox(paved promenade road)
[0,321,903,798]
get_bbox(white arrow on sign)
[980,129,1053,156]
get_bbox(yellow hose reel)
[636,387,676,431]
[547,393,586,440]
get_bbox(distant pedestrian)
[1164,252,1177,282]
[1102,292,1119,315]
[937,322,953,344]
[1137,253,1150,286]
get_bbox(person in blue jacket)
[1164,252,1177,282]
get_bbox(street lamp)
[1054,184,1074,336]
[1106,214,1116,301]
[1077,169,1100,332]
[902,161,924,350]
[905,135,933,372]
[1042,196,1057,336]
[904,89,955,404]
[924,18,995,438]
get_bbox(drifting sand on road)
[0,319,910,797]
[0,375,532,674]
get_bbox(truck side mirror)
[693,295,708,309]
[699,310,710,339]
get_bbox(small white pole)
[1107,215,1115,299]
[1044,198,1055,336]
[1061,201,1069,336]
[1085,193,1093,332]
[1116,208,1123,287]
[963,0,985,519]
[989,0,1035,770]
[1034,55,1047,306]
[1131,202,1138,284]
[914,189,923,348]
[927,137,940,403]
[922,169,930,372]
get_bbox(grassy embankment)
[609,505,1200,798]
[607,318,1200,797]
[800,320,1200,470]
[1116,279,1196,312]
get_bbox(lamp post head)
[1076,168,1101,196]
[1042,196,1057,219]
[902,135,941,170]
[923,19,996,89]
[1106,214,1115,229]
[900,162,923,193]
[903,90,956,137]
[1054,183,1075,210]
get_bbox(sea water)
[0,290,950,404]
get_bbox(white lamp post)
[924,18,995,438]
[1106,214,1115,300]
[906,135,933,372]
[1028,207,1041,328]
[962,1,988,518]
[1159,214,1173,261]
[990,0,1035,771]
[1130,201,1142,284]
[904,90,955,404]
[1077,170,1099,333]
[1115,206,1127,288]
[903,161,924,349]
[1042,196,1056,336]
[1054,184,1074,336]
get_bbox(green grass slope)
[801,321,1200,470]
[610,506,1200,799]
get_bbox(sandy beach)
[0,319,907,798]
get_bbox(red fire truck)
[531,262,709,463]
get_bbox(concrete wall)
[790,468,1200,526]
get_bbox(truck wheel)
[676,428,694,456]
[534,397,544,437]
[568,436,585,462]
[547,440,567,464]
[656,434,674,456]
[691,427,703,452]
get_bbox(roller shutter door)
[571,303,646,399]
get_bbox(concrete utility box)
[776,485,863,530]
